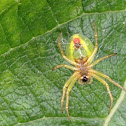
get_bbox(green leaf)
[0,0,126,126]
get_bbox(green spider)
[53,22,126,122]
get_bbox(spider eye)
[82,76,88,82]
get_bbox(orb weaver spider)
[53,22,126,122]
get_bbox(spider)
[53,22,126,122]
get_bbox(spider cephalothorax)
[53,22,126,122]
[75,58,89,83]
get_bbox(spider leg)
[78,79,85,85]
[61,72,78,113]
[53,64,78,71]
[87,77,93,84]
[89,69,126,92]
[85,21,98,64]
[58,32,79,66]
[92,74,113,114]
[66,73,80,121]
[89,53,117,68]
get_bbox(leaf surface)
[0,0,126,126]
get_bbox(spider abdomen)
[66,34,94,61]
